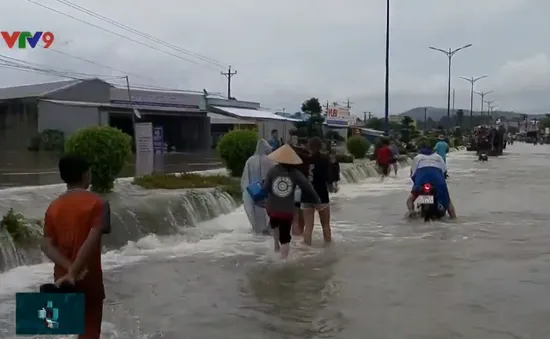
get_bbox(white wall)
[258,120,295,142]
[38,101,108,135]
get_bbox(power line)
[23,0,224,72]
[53,0,226,68]
[221,66,237,99]
[0,54,123,80]
[0,56,223,95]
[46,47,154,82]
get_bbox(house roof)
[211,105,300,122]
[0,79,82,100]
[207,112,255,125]
[39,99,205,115]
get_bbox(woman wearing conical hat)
[262,144,321,259]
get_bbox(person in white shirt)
[406,143,457,219]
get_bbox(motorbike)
[415,183,445,222]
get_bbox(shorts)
[301,202,329,209]
[294,202,301,208]
[389,158,397,164]
[379,164,390,176]
[270,217,292,244]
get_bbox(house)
[0,78,211,152]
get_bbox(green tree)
[65,126,132,193]
[400,115,419,144]
[301,97,323,115]
[300,97,324,137]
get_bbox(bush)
[346,136,370,159]
[133,173,241,200]
[1,209,41,245]
[65,126,132,193]
[335,154,354,163]
[216,130,258,177]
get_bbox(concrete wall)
[37,101,108,135]
[45,79,111,103]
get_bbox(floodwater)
[0,151,222,187]
[1,143,550,338]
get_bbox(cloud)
[0,0,548,115]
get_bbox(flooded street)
[1,143,550,338]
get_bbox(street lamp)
[429,44,473,118]
[460,76,487,128]
[485,99,496,123]
[475,90,493,117]
[384,0,390,135]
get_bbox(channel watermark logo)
[1,31,55,49]
[38,300,59,329]
[16,292,84,335]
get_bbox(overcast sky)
[1,0,549,116]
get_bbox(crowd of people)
[244,130,460,258]
[35,128,460,338]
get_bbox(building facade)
[0,78,211,152]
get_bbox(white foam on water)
[0,164,420,297]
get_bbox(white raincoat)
[241,139,275,234]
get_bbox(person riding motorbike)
[406,141,457,219]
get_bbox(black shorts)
[380,164,390,176]
[270,217,292,244]
[389,158,397,164]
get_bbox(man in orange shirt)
[41,155,111,339]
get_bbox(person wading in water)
[262,144,321,258]
[301,137,332,246]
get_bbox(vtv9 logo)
[1,31,55,49]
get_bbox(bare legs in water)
[302,205,331,246]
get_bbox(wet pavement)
[1,143,550,338]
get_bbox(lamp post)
[460,76,487,129]
[429,44,473,118]
[384,0,390,135]
[475,90,493,119]
[485,99,496,124]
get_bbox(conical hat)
[268,144,303,165]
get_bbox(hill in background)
[398,107,544,121]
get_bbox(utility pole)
[452,89,455,111]
[461,76,487,129]
[485,99,495,125]
[429,44,473,117]
[325,100,329,115]
[384,0,390,135]
[221,66,237,99]
[363,111,372,126]
[424,107,428,131]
